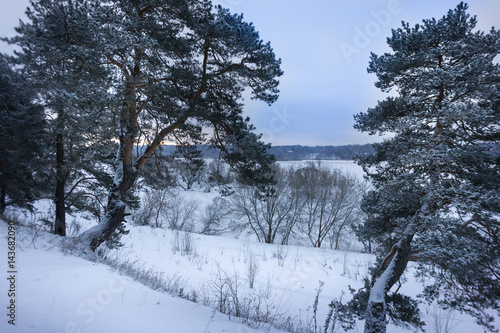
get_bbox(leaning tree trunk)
[76,47,143,250]
[76,114,189,251]
[78,134,136,250]
[77,190,127,251]
[76,103,184,250]
[364,234,413,333]
[88,189,127,251]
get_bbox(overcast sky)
[1,0,499,146]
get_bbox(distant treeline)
[152,144,375,161]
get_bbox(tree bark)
[364,234,413,333]
[0,180,6,216]
[54,132,66,237]
[365,301,386,333]
[78,134,136,250]
[88,190,126,251]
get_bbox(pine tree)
[53,0,282,250]
[9,0,115,236]
[353,3,500,332]
[0,54,48,214]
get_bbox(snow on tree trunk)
[364,301,386,333]
[364,235,413,333]
[89,192,126,251]
[78,137,134,250]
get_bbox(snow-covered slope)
[0,219,489,333]
[0,222,285,333]
[0,158,493,333]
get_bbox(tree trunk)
[365,301,386,333]
[78,168,131,250]
[364,234,413,333]
[74,182,128,251]
[89,190,127,251]
[54,132,66,237]
[316,219,323,248]
[0,180,6,216]
[265,224,273,244]
[78,130,136,250]
[76,100,143,250]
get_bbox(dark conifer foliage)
[353,3,500,332]
[0,55,48,214]
[9,0,126,236]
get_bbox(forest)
[0,1,498,333]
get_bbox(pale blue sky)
[1,0,499,146]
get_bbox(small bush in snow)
[199,197,231,235]
[134,190,198,231]
[246,253,259,289]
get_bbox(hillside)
[0,221,286,333]
[0,215,487,333]
[1,162,492,333]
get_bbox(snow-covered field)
[0,160,494,333]
[277,160,366,179]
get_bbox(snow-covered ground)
[277,160,366,179]
[0,222,286,333]
[0,160,494,333]
[0,220,486,333]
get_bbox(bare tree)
[147,188,171,228]
[134,189,198,231]
[200,197,232,235]
[232,166,302,244]
[206,160,234,188]
[294,162,363,248]
[327,175,365,250]
[165,195,199,231]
